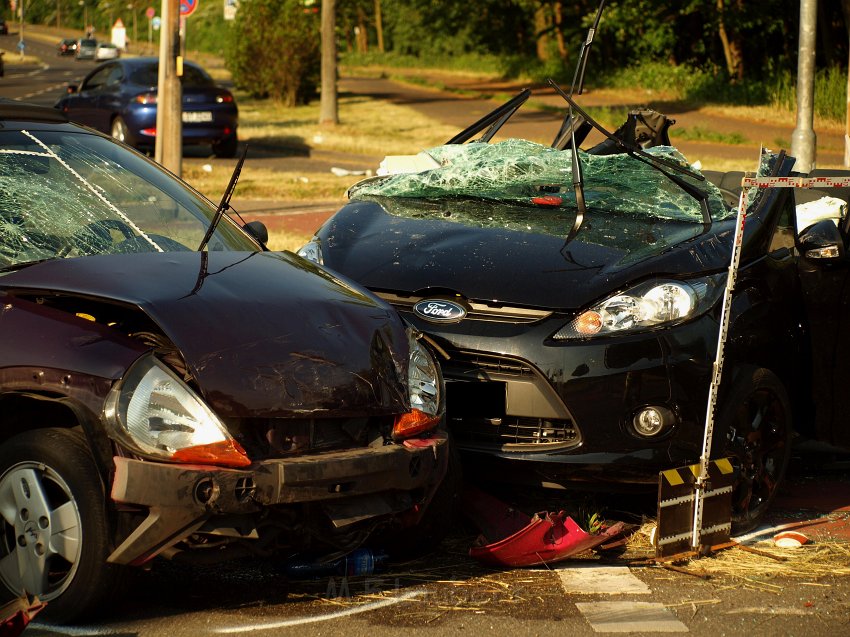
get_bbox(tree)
[319,0,338,125]
[225,0,320,107]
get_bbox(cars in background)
[75,37,98,60]
[0,19,8,36]
[95,42,120,60]
[58,37,78,55]
[55,57,239,157]
[0,102,452,622]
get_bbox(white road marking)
[29,623,114,636]
[557,564,650,595]
[213,589,424,633]
[576,601,689,633]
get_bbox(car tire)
[111,116,131,146]
[717,366,793,535]
[212,134,238,159]
[0,428,127,623]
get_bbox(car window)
[79,39,97,47]
[105,65,123,86]
[82,65,114,92]
[128,62,214,88]
[0,129,258,268]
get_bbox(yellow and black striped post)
[656,458,734,558]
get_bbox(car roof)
[0,100,69,124]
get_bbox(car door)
[794,170,850,448]
[67,64,116,132]
[95,64,126,127]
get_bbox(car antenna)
[563,0,606,246]
[197,144,248,252]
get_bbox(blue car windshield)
[0,128,258,268]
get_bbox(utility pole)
[792,0,818,173]
[154,0,182,175]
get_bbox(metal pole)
[19,0,24,61]
[154,0,182,176]
[792,0,818,173]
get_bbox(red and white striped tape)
[742,176,850,189]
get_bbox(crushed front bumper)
[109,432,449,565]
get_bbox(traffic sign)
[145,6,155,19]
[151,16,161,30]
[179,0,198,17]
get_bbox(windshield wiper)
[549,79,712,226]
[561,0,606,245]
[197,144,248,252]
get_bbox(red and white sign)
[180,0,199,17]
[145,6,155,18]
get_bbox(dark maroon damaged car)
[0,104,451,622]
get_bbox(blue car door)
[68,64,117,132]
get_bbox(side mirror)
[797,219,845,260]
[243,220,268,246]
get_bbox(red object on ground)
[531,195,563,206]
[0,595,45,637]
[463,485,625,567]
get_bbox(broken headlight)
[296,237,323,265]
[104,354,250,467]
[392,331,444,440]
[553,274,726,340]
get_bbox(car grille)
[443,350,581,453]
[227,416,391,461]
[451,415,579,451]
[374,291,552,324]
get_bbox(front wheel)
[718,367,793,534]
[0,429,126,623]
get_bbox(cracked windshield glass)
[0,129,256,269]
[349,139,734,227]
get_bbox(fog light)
[632,406,674,437]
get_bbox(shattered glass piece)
[350,139,729,223]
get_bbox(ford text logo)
[413,299,467,323]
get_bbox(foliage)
[224,0,320,106]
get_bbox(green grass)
[670,126,748,145]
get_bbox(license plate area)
[182,111,213,123]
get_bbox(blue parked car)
[55,57,239,157]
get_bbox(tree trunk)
[357,6,368,53]
[553,1,567,62]
[716,0,744,80]
[319,0,338,126]
[374,0,384,53]
[535,5,550,62]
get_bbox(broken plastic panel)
[350,139,730,223]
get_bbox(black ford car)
[0,103,451,622]
[299,93,850,531]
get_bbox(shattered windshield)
[349,139,729,224]
[0,128,257,269]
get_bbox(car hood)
[318,198,758,310]
[0,251,410,418]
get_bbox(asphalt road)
[3,28,850,637]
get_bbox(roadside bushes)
[225,0,320,106]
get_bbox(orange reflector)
[574,311,602,335]
[171,439,251,468]
[393,409,440,439]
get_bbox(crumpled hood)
[318,199,743,310]
[0,251,410,417]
